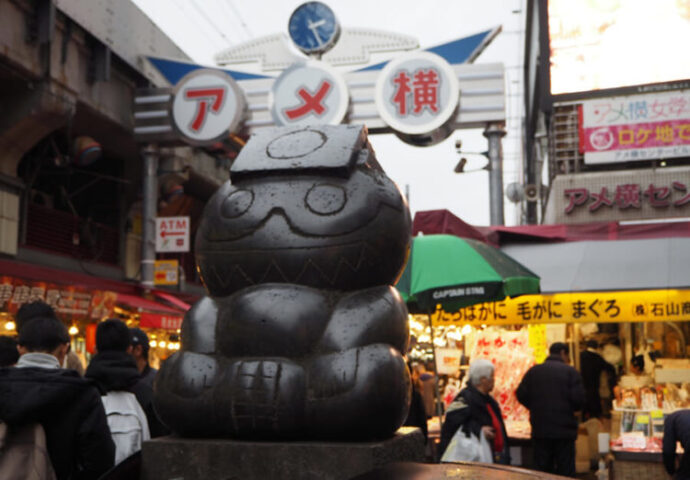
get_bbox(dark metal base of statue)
[140,428,425,480]
[153,125,413,441]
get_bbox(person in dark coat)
[85,319,169,438]
[0,316,115,480]
[440,359,510,464]
[516,342,585,478]
[129,328,157,389]
[403,362,428,443]
[580,339,616,420]
[663,409,690,480]
[0,336,19,367]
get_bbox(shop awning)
[502,237,690,293]
[115,293,182,314]
[152,290,192,311]
[115,293,185,330]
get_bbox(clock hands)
[307,18,326,46]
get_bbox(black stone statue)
[154,125,412,440]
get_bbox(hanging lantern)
[72,136,102,166]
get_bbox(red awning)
[115,293,182,315]
[139,312,183,330]
[0,257,140,295]
[152,290,192,311]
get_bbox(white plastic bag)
[440,428,493,463]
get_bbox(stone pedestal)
[141,427,425,480]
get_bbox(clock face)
[288,2,340,55]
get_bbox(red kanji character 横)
[615,184,641,209]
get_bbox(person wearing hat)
[129,328,156,390]
[128,328,170,437]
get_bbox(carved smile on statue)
[196,126,411,296]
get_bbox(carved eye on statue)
[305,184,346,215]
[221,189,254,218]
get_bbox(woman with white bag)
[439,359,511,465]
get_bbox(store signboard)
[270,62,349,127]
[580,91,690,165]
[139,312,183,330]
[548,0,690,96]
[430,289,690,327]
[154,259,179,286]
[155,216,190,253]
[544,166,690,224]
[0,276,116,319]
[435,348,463,375]
[170,69,246,146]
[375,51,459,136]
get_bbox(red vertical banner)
[85,323,97,354]
[578,104,585,153]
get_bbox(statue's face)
[195,152,411,297]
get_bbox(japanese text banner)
[430,289,690,327]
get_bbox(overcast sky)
[132,0,527,226]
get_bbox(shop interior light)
[68,325,79,336]
[150,340,157,348]
[447,330,463,341]
[461,325,472,335]
[158,341,166,349]
[4,321,16,331]
[418,334,431,343]
[167,342,174,350]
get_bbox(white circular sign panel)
[171,69,246,146]
[375,51,459,136]
[270,61,349,127]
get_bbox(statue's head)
[195,125,411,297]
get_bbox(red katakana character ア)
[589,187,613,211]
[392,71,412,116]
[614,184,641,209]
[564,188,589,214]
[412,68,439,114]
[644,184,671,207]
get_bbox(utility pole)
[140,144,158,290]
[484,122,506,226]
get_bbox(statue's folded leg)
[306,343,411,440]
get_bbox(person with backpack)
[0,316,114,480]
[85,319,150,465]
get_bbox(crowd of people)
[0,301,167,480]
[436,341,690,479]
[1,304,689,480]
